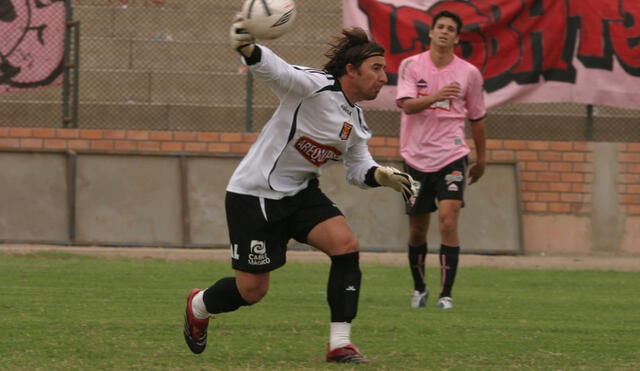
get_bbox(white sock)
[192,290,210,319]
[329,322,351,351]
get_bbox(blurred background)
[1,0,638,141]
[0,0,638,254]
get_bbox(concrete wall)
[0,151,521,253]
[1,129,639,256]
[0,153,69,242]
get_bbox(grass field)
[1,251,639,370]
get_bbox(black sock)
[327,252,361,323]
[202,277,250,314]
[408,244,427,292]
[439,244,459,298]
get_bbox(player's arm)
[344,140,416,203]
[466,68,487,185]
[230,15,327,99]
[399,84,461,114]
[468,117,486,185]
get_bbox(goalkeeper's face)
[351,56,388,102]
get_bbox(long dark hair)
[323,28,385,78]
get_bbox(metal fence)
[0,0,638,142]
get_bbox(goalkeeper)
[182,17,416,364]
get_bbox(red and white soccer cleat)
[183,288,210,354]
[326,343,370,363]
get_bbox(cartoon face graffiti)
[0,0,66,92]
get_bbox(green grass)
[1,251,639,370]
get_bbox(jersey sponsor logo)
[419,92,452,111]
[294,136,342,166]
[339,122,353,140]
[430,99,451,110]
[248,240,270,266]
[445,170,464,184]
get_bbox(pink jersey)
[396,51,486,172]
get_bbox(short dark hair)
[323,28,385,78]
[432,10,463,35]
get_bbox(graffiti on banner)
[343,0,640,110]
[1,0,66,93]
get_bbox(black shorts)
[225,179,343,273]
[405,156,468,214]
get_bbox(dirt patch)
[1,244,639,271]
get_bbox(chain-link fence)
[0,0,638,141]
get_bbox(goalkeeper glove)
[374,166,416,203]
[230,14,255,56]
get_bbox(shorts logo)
[230,243,240,260]
[448,183,459,191]
[251,240,266,254]
[339,122,353,140]
[445,171,464,184]
[294,136,342,167]
[249,240,270,266]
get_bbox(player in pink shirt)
[395,10,487,310]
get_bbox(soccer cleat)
[437,296,453,309]
[326,344,370,363]
[183,288,210,354]
[410,289,429,308]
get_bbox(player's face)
[353,56,388,101]
[429,17,460,49]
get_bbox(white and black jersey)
[227,46,380,200]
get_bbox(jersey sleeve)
[343,114,379,188]
[343,141,379,188]
[395,57,417,107]
[246,45,330,100]
[465,67,487,121]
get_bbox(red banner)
[0,0,66,93]
[344,0,640,110]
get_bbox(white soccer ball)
[242,0,297,40]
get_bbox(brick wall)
[619,143,640,215]
[1,127,638,217]
[483,139,595,215]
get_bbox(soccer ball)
[242,0,297,40]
